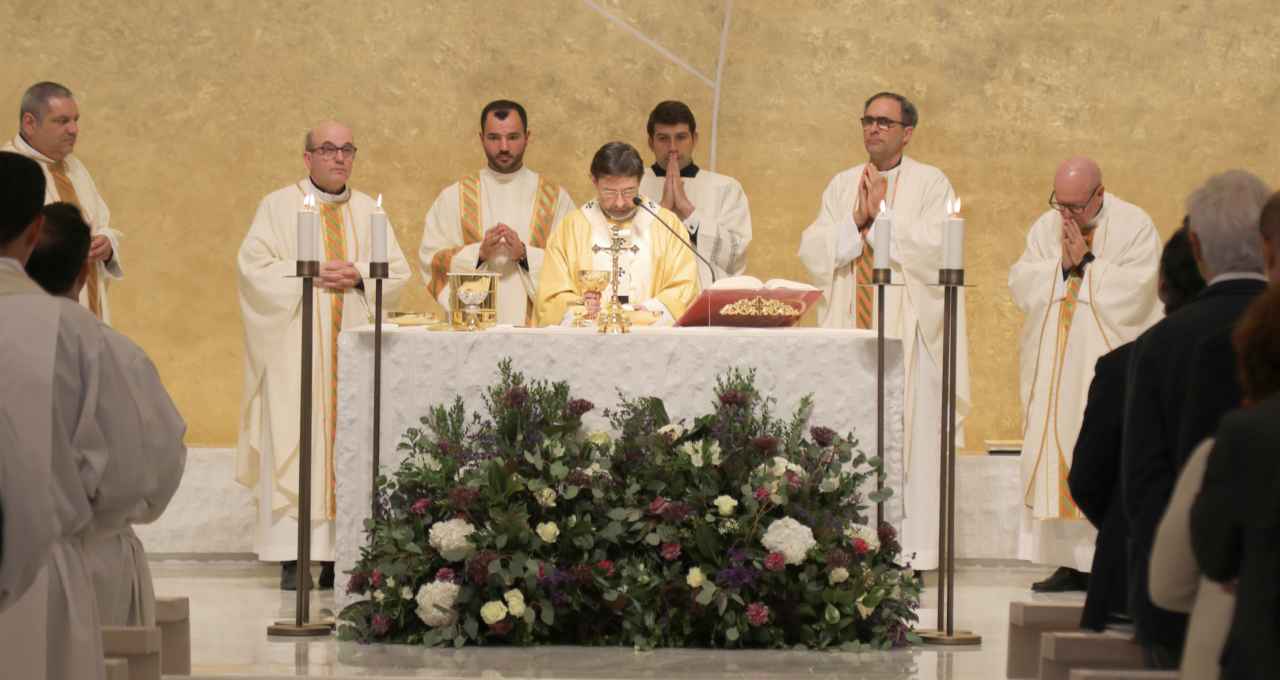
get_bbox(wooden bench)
[103,657,128,680]
[155,596,191,675]
[1007,602,1086,679]
[1041,631,1145,680]
[101,626,161,680]
[1069,670,1179,679]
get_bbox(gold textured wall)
[3,1,1277,448]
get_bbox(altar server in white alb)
[25,202,188,626]
[638,101,751,287]
[2,82,123,324]
[798,92,967,571]
[0,152,155,680]
[420,100,575,324]
[237,123,411,590]
[1009,157,1163,585]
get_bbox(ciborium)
[573,269,611,327]
[448,272,498,331]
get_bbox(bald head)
[303,122,356,194]
[1052,156,1105,223]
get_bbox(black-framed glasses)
[308,144,358,160]
[1049,186,1100,214]
[860,116,904,130]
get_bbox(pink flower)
[435,568,455,582]
[370,571,384,588]
[746,602,770,627]
[596,560,615,577]
[853,538,870,555]
[491,619,514,635]
[536,562,548,583]
[650,497,670,515]
[660,541,682,561]
[764,551,787,572]
[753,486,772,503]
[411,498,432,515]
[785,471,802,490]
[370,612,390,635]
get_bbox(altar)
[331,325,907,606]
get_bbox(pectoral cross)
[592,225,639,303]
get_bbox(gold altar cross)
[592,224,639,302]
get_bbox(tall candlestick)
[372,194,388,263]
[298,195,316,262]
[873,200,891,270]
[944,197,964,270]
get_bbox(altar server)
[797,92,966,570]
[1009,156,1163,591]
[2,82,123,324]
[236,123,411,589]
[420,100,575,324]
[533,141,699,326]
[638,101,751,286]
[25,202,188,626]
[0,151,151,680]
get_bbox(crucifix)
[590,224,639,334]
[592,224,639,304]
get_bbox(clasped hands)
[478,223,527,263]
[1060,217,1091,274]
[657,152,695,220]
[851,163,888,230]
[318,261,362,290]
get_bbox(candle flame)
[879,200,886,215]
[376,193,383,209]
[954,197,962,215]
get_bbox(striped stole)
[1051,225,1096,518]
[855,240,874,329]
[318,201,347,517]
[47,162,102,318]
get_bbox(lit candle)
[297,194,316,262]
[944,197,965,270]
[873,200,891,270]
[371,194,388,263]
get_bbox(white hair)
[1184,170,1269,278]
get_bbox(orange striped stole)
[1052,225,1096,519]
[525,176,559,324]
[47,162,102,318]
[855,239,874,329]
[427,173,483,299]
[319,201,347,518]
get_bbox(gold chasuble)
[533,196,700,327]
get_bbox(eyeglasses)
[598,188,639,201]
[860,116,904,130]
[308,144,358,160]
[1049,186,1101,215]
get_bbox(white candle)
[873,200,891,270]
[372,194,388,263]
[297,195,316,262]
[944,197,964,270]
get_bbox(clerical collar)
[651,162,700,178]
[306,177,350,203]
[873,157,903,174]
[481,166,531,183]
[14,133,56,164]
[1086,195,1108,228]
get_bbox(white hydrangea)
[753,456,805,492]
[428,518,475,558]
[536,488,557,508]
[585,430,613,447]
[504,590,526,617]
[761,517,817,565]
[415,581,460,627]
[480,600,509,625]
[845,522,881,552]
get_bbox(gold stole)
[46,162,102,318]
[318,201,348,518]
[854,176,898,329]
[427,172,560,324]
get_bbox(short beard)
[486,150,524,173]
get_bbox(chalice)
[574,270,612,328]
[456,282,490,331]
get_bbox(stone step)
[1069,670,1180,679]
[101,626,161,680]
[1007,601,1086,679]
[103,657,128,680]
[1041,631,1145,680]
[155,595,191,675]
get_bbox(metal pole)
[876,282,885,528]
[296,275,314,626]
[372,277,383,519]
[946,284,959,637]
[935,280,952,633]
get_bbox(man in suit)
[1070,223,1204,631]
[1190,284,1280,679]
[1121,170,1271,668]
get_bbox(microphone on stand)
[631,197,717,284]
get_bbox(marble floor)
[153,560,1083,679]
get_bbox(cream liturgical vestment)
[2,134,124,324]
[237,180,410,562]
[797,156,968,571]
[1009,194,1162,570]
[420,167,575,325]
[0,258,157,680]
[533,196,700,327]
[639,164,751,286]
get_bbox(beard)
[486,148,524,172]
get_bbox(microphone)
[631,197,716,284]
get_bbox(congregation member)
[2,82,123,323]
[1070,224,1204,631]
[1009,156,1163,593]
[236,122,411,590]
[1122,169,1271,668]
[0,152,152,679]
[420,100,575,324]
[638,101,751,286]
[25,202,188,628]
[797,92,965,570]
[533,141,699,326]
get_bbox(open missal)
[673,276,823,328]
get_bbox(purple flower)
[878,523,900,552]
[660,501,692,523]
[751,434,779,453]
[746,602,770,627]
[728,547,748,568]
[346,570,368,594]
[719,389,750,406]
[785,471,802,490]
[370,612,390,636]
[491,619,514,635]
[501,386,529,409]
[810,426,836,448]
[448,486,480,510]
[825,548,851,568]
[566,399,594,417]
[435,568,455,582]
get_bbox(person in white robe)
[2,82,122,324]
[420,101,575,325]
[0,408,55,616]
[534,142,700,327]
[638,101,750,287]
[798,92,968,571]
[1009,157,1162,586]
[0,151,152,680]
[237,122,410,588]
[25,202,188,627]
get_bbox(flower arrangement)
[337,360,922,651]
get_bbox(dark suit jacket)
[1191,392,1280,680]
[1069,342,1134,631]
[1121,277,1268,646]
[1177,327,1243,463]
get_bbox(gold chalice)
[574,270,612,328]
[456,279,490,331]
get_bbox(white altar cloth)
[332,325,906,607]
